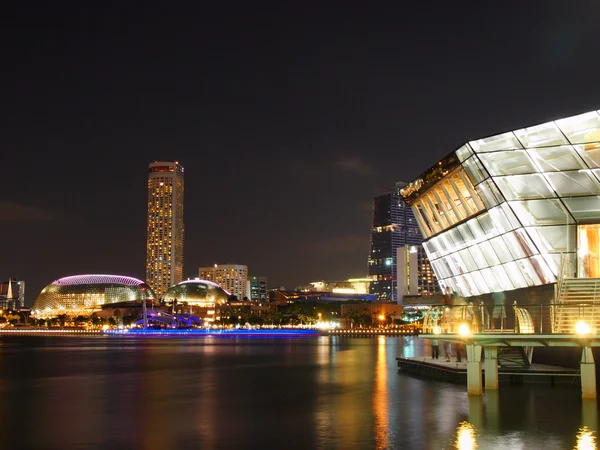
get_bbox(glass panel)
[502,262,530,288]
[516,258,543,286]
[544,170,600,196]
[487,206,512,233]
[469,132,523,153]
[501,230,536,260]
[447,228,466,251]
[525,225,574,253]
[508,199,574,225]
[468,244,490,268]
[459,249,478,272]
[556,112,600,144]
[469,271,489,295]
[456,222,474,244]
[527,145,586,172]
[439,233,455,256]
[455,275,471,297]
[493,174,555,200]
[491,265,514,290]
[574,143,600,168]
[423,239,439,260]
[431,259,451,279]
[530,255,556,283]
[563,196,600,221]
[478,150,537,176]
[478,241,501,266]
[514,121,570,148]
[462,156,487,185]
[480,268,501,292]
[442,254,463,276]
[577,224,600,278]
[500,202,521,229]
[475,179,503,209]
[490,236,513,263]
[542,253,562,278]
[455,144,473,162]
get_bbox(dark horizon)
[2,2,600,304]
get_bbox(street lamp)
[575,320,591,335]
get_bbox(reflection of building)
[397,245,440,303]
[248,276,267,302]
[146,161,185,299]
[399,110,600,297]
[199,264,248,300]
[0,279,25,309]
[368,183,423,302]
[163,279,229,307]
[32,274,155,318]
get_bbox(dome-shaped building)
[163,279,229,307]
[32,274,155,318]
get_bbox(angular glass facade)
[32,274,155,318]
[400,110,600,297]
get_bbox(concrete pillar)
[466,344,483,396]
[484,347,499,390]
[580,347,597,399]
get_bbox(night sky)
[2,2,600,304]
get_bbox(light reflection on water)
[0,335,595,449]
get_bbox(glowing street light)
[378,314,385,321]
[575,320,591,335]
[458,323,470,337]
[433,325,442,335]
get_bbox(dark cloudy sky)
[2,2,600,304]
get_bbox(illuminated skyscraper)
[146,161,184,298]
[199,264,248,300]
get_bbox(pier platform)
[397,356,580,386]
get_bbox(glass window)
[447,228,466,251]
[443,254,464,276]
[502,230,536,260]
[502,262,530,288]
[423,239,439,260]
[563,196,600,221]
[478,150,537,176]
[501,202,522,229]
[466,217,485,242]
[476,212,499,239]
[431,259,451,279]
[491,265,514,290]
[468,244,490,268]
[529,255,556,284]
[527,146,586,172]
[469,132,523,153]
[515,258,543,286]
[575,143,600,168]
[476,179,503,209]
[490,236,513,263]
[480,268,501,292]
[462,157,488,185]
[456,222,475,244]
[525,225,574,254]
[478,241,501,266]
[487,206,512,234]
[577,224,600,278]
[493,174,555,200]
[514,121,570,148]
[556,112,600,144]
[542,253,562,278]
[459,249,478,272]
[469,271,489,295]
[544,170,600,196]
[508,199,574,225]
[455,144,473,162]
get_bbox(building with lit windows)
[368,182,423,302]
[397,245,440,303]
[31,274,155,318]
[399,109,600,299]
[0,279,25,310]
[146,161,184,298]
[199,264,248,300]
[248,276,267,302]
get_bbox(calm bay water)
[0,335,596,449]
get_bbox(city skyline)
[2,3,600,301]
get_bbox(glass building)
[32,274,155,318]
[163,279,230,307]
[146,161,185,298]
[368,182,423,302]
[399,110,600,298]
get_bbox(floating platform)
[397,357,581,386]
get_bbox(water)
[0,335,596,449]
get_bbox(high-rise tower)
[146,161,184,298]
[368,182,423,302]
